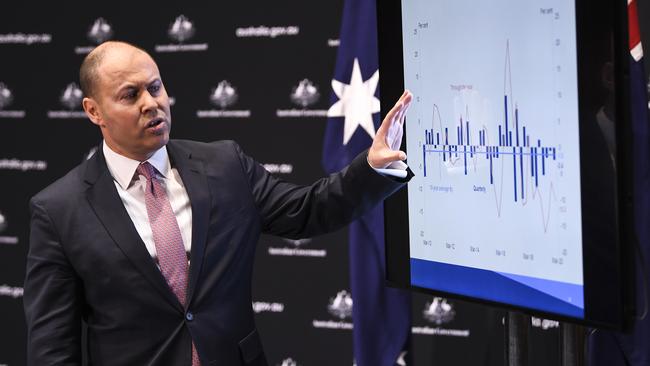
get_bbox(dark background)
[0,2,648,365]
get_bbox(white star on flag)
[327,58,380,145]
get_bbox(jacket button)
[186,312,194,321]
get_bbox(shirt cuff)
[368,159,409,178]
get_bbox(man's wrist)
[367,155,408,178]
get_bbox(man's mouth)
[147,118,164,128]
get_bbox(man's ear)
[82,97,103,127]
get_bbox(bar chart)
[402,0,584,292]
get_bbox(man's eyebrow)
[117,83,138,92]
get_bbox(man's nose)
[141,90,159,115]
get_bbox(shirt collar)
[102,141,171,190]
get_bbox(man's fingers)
[378,91,412,138]
[376,150,407,166]
[384,90,410,124]
[394,99,410,126]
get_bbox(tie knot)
[136,162,157,181]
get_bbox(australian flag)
[322,0,411,365]
[588,1,650,365]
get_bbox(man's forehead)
[98,46,160,84]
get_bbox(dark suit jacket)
[24,139,409,366]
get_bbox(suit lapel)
[166,141,210,306]
[83,146,183,311]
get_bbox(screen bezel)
[379,0,633,329]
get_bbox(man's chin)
[144,134,169,153]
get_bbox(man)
[23,41,412,366]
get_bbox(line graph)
[420,42,560,232]
[402,0,583,288]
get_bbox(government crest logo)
[0,210,18,245]
[196,81,250,118]
[327,290,353,319]
[87,18,113,44]
[282,238,311,247]
[156,15,207,52]
[0,211,7,233]
[0,82,25,118]
[0,83,14,109]
[60,82,83,110]
[168,15,195,43]
[290,79,320,108]
[75,17,114,54]
[277,358,299,366]
[423,297,455,325]
[276,79,327,117]
[210,81,238,109]
[47,82,86,119]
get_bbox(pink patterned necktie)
[136,162,201,366]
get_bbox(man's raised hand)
[367,90,413,169]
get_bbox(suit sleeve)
[233,142,411,238]
[24,199,83,366]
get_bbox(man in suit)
[23,41,412,366]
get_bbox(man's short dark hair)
[79,41,151,98]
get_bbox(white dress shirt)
[102,142,193,260]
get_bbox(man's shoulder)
[30,160,89,209]
[168,139,246,165]
[169,139,241,154]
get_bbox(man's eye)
[122,91,137,100]
[149,85,161,94]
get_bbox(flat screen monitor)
[379,0,632,328]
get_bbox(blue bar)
[423,143,427,177]
[520,147,524,199]
[490,154,493,184]
[460,118,463,145]
[464,146,467,175]
[457,126,460,145]
[509,131,513,147]
[515,107,519,146]
[534,148,538,187]
[437,133,440,145]
[496,146,499,158]
[445,128,448,145]
[466,121,470,146]
[553,147,556,160]
[513,147,517,202]
[542,148,546,175]
[504,95,509,147]
[531,147,534,176]
[499,125,502,146]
